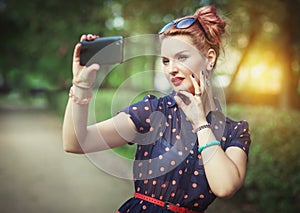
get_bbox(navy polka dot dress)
[118,92,251,212]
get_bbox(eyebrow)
[161,50,191,59]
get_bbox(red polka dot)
[160,167,165,172]
[184,194,188,199]
[152,180,157,185]
[172,180,176,185]
[170,160,176,166]
[192,183,197,188]
[162,183,166,188]
[199,194,205,199]
[132,106,137,110]
[142,205,147,210]
[194,171,199,176]
[176,135,180,140]
[146,118,150,123]
[144,106,149,111]
[148,170,153,175]
[144,152,148,156]
[194,203,199,207]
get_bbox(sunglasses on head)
[158,17,209,40]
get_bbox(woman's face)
[160,35,207,94]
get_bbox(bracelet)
[198,141,221,153]
[72,80,93,89]
[192,123,211,133]
[69,86,92,105]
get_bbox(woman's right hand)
[72,34,100,89]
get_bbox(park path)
[0,106,133,213]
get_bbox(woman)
[63,5,251,213]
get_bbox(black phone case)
[80,36,124,66]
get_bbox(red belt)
[134,192,201,213]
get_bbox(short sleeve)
[121,94,159,133]
[225,120,251,157]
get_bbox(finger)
[174,95,184,107]
[190,74,201,96]
[199,71,206,96]
[87,34,94,40]
[73,43,82,63]
[178,90,193,99]
[80,34,87,42]
[87,34,99,41]
[86,63,100,72]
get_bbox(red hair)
[160,6,227,59]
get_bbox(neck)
[203,85,217,117]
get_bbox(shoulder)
[223,117,251,156]
[120,93,173,133]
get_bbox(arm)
[174,75,248,198]
[62,34,137,154]
[195,127,247,198]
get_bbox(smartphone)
[80,36,124,66]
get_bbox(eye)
[162,57,169,65]
[178,54,188,61]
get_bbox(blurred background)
[0,0,299,212]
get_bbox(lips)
[171,77,185,86]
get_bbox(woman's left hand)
[174,74,207,128]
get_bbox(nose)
[168,61,179,75]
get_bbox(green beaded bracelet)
[198,141,221,153]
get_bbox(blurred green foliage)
[227,104,300,213]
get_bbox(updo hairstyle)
[160,6,227,61]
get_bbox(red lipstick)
[171,77,184,86]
